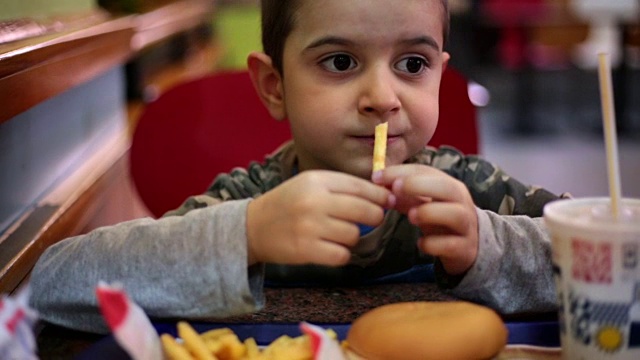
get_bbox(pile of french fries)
[161,321,339,360]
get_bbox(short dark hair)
[260,0,450,75]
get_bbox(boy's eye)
[320,54,357,72]
[396,57,427,74]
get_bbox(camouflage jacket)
[172,141,560,217]
[169,141,565,313]
[30,141,564,333]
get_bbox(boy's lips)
[353,134,400,146]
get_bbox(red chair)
[129,71,291,218]
[432,66,479,155]
[130,68,478,217]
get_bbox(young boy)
[30,0,566,333]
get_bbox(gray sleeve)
[449,208,558,314]
[29,199,265,334]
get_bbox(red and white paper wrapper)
[96,281,161,360]
[0,287,38,360]
[300,322,347,360]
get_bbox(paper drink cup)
[544,197,640,359]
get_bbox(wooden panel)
[0,206,59,293]
[0,0,215,293]
[0,17,135,124]
[0,149,150,294]
[0,153,116,293]
[0,0,215,125]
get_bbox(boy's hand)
[246,170,394,267]
[372,165,479,276]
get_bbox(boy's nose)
[358,68,401,117]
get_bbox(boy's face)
[281,0,449,179]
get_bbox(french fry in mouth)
[372,122,388,172]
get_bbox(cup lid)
[543,197,640,232]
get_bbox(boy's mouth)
[353,134,399,146]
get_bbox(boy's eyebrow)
[401,36,441,52]
[304,35,441,52]
[305,36,354,50]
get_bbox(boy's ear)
[247,52,286,120]
[441,51,450,73]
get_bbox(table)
[36,283,560,358]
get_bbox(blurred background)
[1,0,639,266]
[445,0,640,199]
[110,0,640,199]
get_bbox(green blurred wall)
[0,0,96,21]
[214,4,261,70]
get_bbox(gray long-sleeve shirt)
[29,143,566,333]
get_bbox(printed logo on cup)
[553,235,640,356]
[571,238,613,284]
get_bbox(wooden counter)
[0,0,215,124]
[0,0,216,295]
[0,13,134,124]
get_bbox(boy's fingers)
[409,202,472,236]
[304,239,352,266]
[372,164,436,186]
[326,173,394,207]
[373,166,469,204]
[418,234,460,257]
[417,234,476,275]
[329,194,386,227]
[317,219,361,247]
[400,174,468,204]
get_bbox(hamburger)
[344,301,508,360]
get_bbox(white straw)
[597,52,622,219]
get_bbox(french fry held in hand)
[161,321,339,360]
[372,122,388,172]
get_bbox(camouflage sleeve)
[163,153,287,217]
[423,146,564,217]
